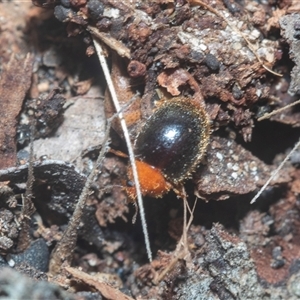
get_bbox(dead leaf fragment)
[0,54,33,169]
[157,68,196,96]
[65,267,134,300]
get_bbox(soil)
[0,1,300,299]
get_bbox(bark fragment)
[0,54,33,169]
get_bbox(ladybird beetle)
[126,97,210,201]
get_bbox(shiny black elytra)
[134,97,210,184]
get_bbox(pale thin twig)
[93,38,152,262]
[180,187,193,254]
[250,139,300,204]
[182,193,187,252]
[258,99,300,121]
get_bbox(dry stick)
[88,26,131,59]
[25,123,35,200]
[258,99,300,121]
[17,122,36,252]
[92,38,152,262]
[50,119,111,273]
[250,139,300,204]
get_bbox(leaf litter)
[0,0,300,299]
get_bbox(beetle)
[126,96,210,201]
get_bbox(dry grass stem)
[92,38,152,262]
[258,99,300,121]
[250,139,300,204]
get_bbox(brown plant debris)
[0,1,300,299]
[194,136,291,200]
[0,54,33,169]
[131,224,265,299]
[66,266,134,300]
[48,0,281,138]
